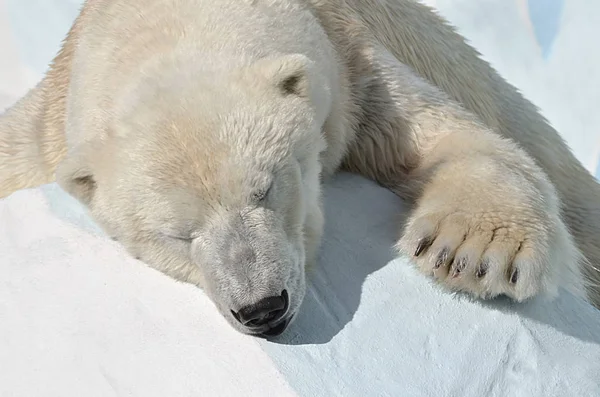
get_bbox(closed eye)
[159,228,198,243]
[170,235,194,242]
[160,233,194,243]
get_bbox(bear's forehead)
[135,128,289,199]
[122,89,311,200]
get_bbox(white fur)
[1,0,599,336]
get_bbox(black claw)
[414,238,432,257]
[510,268,519,284]
[452,257,467,277]
[434,248,449,269]
[476,260,489,278]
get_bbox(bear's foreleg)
[342,43,586,302]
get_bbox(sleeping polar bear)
[1,0,599,337]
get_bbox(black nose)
[232,290,289,327]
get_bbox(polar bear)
[0,0,599,337]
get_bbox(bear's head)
[56,53,331,337]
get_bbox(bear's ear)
[55,146,97,207]
[253,54,313,98]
